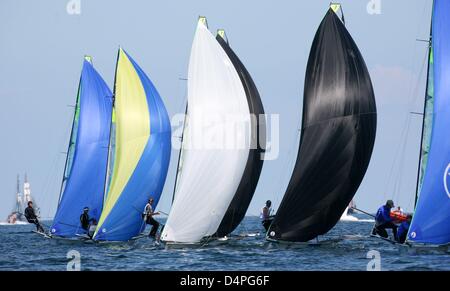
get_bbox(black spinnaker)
[214,32,266,238]
[267,9,377,242]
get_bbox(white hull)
[340,207,359,222]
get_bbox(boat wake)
[0,221,28,226]
[340,215,359,222]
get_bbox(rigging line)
[270,124,299,208]
[271,87,304,208]
[394,119,413,203]
[398,48,430,205]
[171,77,189,205]
[383,47,429,201]
[413,6,433,208]
[40,116,73,219]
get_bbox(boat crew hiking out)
[143,198,160,238]
[24,201,44,233]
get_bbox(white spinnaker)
[161,22,251,243]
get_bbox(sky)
[0,0,433,219]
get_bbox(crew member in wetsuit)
[372,200,398,239]
[87,219,98,239]
[80,207,94,232]
[143,198,160,237]
[24,201,45,233]
[260,200,273,232]
[396,214,412,244]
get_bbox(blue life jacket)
[375,205,392,225]
[396,221,410,241]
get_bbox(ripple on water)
[1,216,449,271]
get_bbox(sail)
[93,48,171,241]
[267,9,377,242]
[161,19,251,243]
[214,32,266,237]
[51,59,113,237]
[416,49,434,197]
[408,0,450,245]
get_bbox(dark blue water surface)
[0,216,448,271]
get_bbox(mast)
[414,7,434,208]
[15,174,21,213]
[100,51,119,210]
[171,99,188,204]
[170,16,207,205]
[23,173,31,203]
[330,2,345,25]
[57,61,85,205]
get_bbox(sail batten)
[267,9,377,242]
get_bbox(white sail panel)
[161,21,251,243]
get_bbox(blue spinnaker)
[93,50,171,241]
[51,60,113,237]
[408,0,450,245]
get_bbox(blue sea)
[0,215,448,271]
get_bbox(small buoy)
[270,231,275,237]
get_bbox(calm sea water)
[0,215,448,271]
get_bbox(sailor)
[143,198,160,237]
[260,200,273,232]
[80,207,94,231]
[87,219,98,239]
[372,200,398,239]
[24,201,45,232]
[396,214,412,244]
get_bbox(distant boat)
[50,56,113,238]
[347,200,356,214]
[266,5,377,243]
[5,174,38,225]
[407,0,450,246]
[93,48,171,242]
[161,17,255,244]
[340,207,358,222]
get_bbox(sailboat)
[93,48,171,242]
[213,29,266,238]
[266,5,377,243]
[4,175,28,225]
[161,17,255,244]
[406,0,450,247]
[50,56,113,238]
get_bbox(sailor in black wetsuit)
[24,201,44,233]
[80,207,94,232]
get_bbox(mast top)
[198,16,208,28]
[217,29,228,43]
[84,55,93,63]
